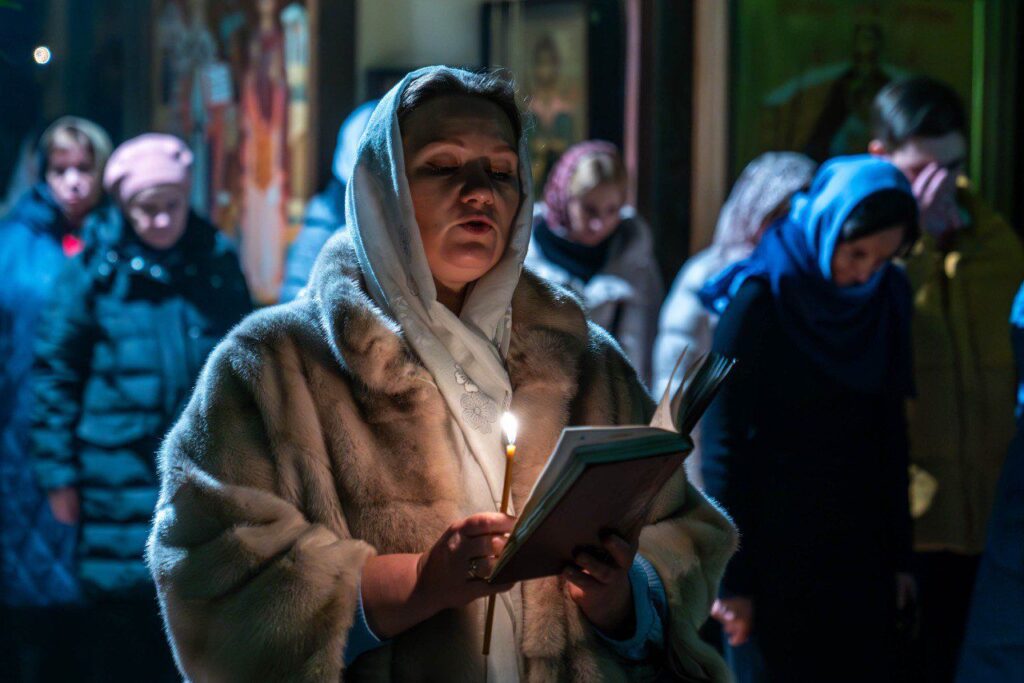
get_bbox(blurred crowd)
[1,70,1022,683]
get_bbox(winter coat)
[280,100,376,304]
[279,179,344,303]
[525,208,663,387]
[904,182,1024,554]
[147,234,737,682]
[702,278,912,680]
[652,250,729,489]
[30,207,251,600]
[0,184,82,606]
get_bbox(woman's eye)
[488,170,513,181]
[427,164,457,175]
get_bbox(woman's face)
[831,225,904,287]
[46,143,101,224]
[565,181,625,247]
[402,94,520,295]
[126,184,189,250]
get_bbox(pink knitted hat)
[103,133,193,205]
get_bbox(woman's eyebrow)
[416,139,518,156]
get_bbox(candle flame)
[500,412,518,446]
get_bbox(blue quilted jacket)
[30,205,251,599]
[0,184,84,607]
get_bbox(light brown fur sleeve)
[587,326,738,681]
[640,473,737,682]
[147,335,375,683]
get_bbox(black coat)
[702,278,912,681]
[30,208,251,599]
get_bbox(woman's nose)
[65,169,82,191]
[460,167,495,205]
[858,261,882,284]
[154,213,171,229]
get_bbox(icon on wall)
[483,1,589,192]
[152,0,313,304]
[732,0,977,173]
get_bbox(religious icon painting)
[731,0,977,171]
[483,0,590,193]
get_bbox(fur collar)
[306,230,592,401]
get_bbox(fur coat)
[147,234,737,682]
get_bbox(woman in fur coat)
[147,66,736,682]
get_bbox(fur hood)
[148,232,736,682]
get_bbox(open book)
[488,351,735,584]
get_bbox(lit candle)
[483,412,518,656]
[498,412,518,513]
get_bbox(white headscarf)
[346,66,534,506]
[710,152,817,263]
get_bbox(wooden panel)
[625,0,695,285]
[689,0,728,254]
[310,0,357,192]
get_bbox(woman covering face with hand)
[147,67,735,682]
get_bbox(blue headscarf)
[1011,281,1024,418]
[700,155,916,396]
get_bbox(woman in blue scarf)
[700,156,919,682]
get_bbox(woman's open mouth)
[459,220,492,234]
[453,214,498,235]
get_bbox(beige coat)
[147,235,737,682]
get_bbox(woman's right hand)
[911,161,962,240]
[361,512,516,639]
[711,596,754,646]
[414,511,517,610]
[48,486,80,524]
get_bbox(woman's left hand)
[563,533,637,638]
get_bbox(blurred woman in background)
[701,156,919,682]
[279,99,377,303]
[0,115,110,682]
[526,140,662,385]
[30,133,250,682]
[653,152,816,489]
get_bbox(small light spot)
[33,46,52,65]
